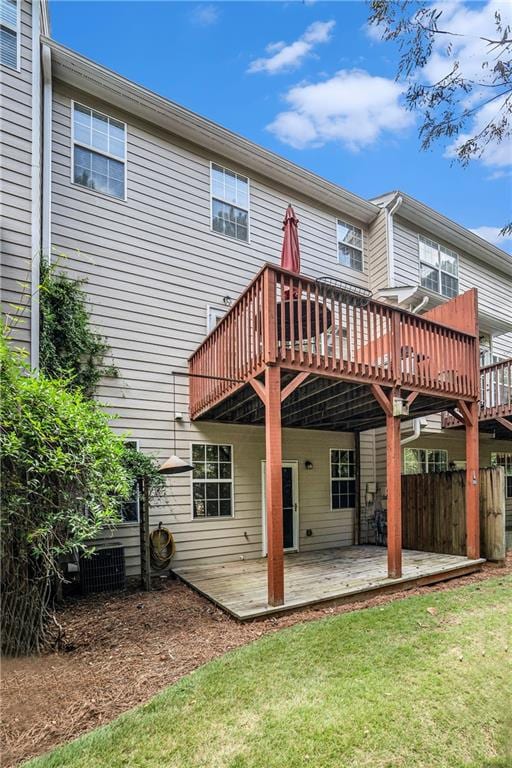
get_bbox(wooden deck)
[173,546,484,620]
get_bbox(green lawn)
[27,577,512,768]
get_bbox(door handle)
[294,502,297,511]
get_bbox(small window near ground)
[337,220,363,272]
[491,453,512,498]
[419,235,458,298]
[120,440,140,523]
[211,163,249,242]
[0,0,19,69]
[72,103,126,200]
[330,449,356,509]
[403,448,448,475]
[192,443,233,518]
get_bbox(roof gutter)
[386,194,403,288]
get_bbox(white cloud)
[469,226,512,247]
[191,4,219,26]
[267,69,414,150]
[248,20,335,75]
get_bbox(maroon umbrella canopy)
[281,204,300,274]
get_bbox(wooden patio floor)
[173,546,485,620]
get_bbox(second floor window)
[72,103,126,200]
[337,220,363,272]
[403,448,448,475]
[0,0,19,69]
[211,163,249,242]
[419,236,458,298]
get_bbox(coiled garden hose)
[149,526,176,570]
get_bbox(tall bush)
[0,330,130,656]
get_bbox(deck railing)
[443,358,512,427]
[189,264,479,419]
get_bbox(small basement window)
[211,163,249,242]
[403,448,448,475]
[0,0,19,69]
[491,453,512,498]
[330,449,356,509]
[337,220,363,272]
[192,444,233,518]
[120,440,141,523]
[72,102,127,200]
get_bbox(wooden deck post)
[464,399,480,560]
[386,410,402,579]
[265,365,284,606]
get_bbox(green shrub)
[1,329,130,656]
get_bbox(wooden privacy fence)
[402,467,505,561]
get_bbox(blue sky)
[49,0,512,252]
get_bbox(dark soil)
[2,556,510,767]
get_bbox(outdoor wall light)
[305,460,313,470]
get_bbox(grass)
[27,576,512,768]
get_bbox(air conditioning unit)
[79,544,126,594]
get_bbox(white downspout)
[30,4,42,370]
[386,194,403,289]
[41,43,52,262]
[400,295,428,446]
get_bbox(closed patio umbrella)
[281,204,301,275]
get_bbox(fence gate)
[401,467,505,561]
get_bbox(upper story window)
[419,235,458,298]
[403,448,448,475]
[0,0,19,69]
[337,220,363,272]
[211,163,249,242]
[72,103,126,200]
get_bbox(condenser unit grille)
[80,545,126,594]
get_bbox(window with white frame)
[337,220,363,272]
[206,305,226,334]
[72,103,126,200]
[120,441,140,523]
[0,0,19,69]
[403,448,448,475]
[330,449,356,509]
[419,235,458,298]
[491,453,512,498]
[211,163,249,242]
[192,444,233,518]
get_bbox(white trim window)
[211,163,249,242]
[206,305,226,334]
[403,448,448,475]
[330,449,356,509]
[419,235,458,298]
[491,453,512,498]
[192,444,233,518]
[120,440,140,524]
[72,102,127,200]
[337,220,363,272]
[0,0,19,69]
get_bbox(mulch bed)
[2,555,511,767]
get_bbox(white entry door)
[261,461,299,555]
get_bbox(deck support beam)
[265,366,284,606]
[371,385,402,578]
[458,399,480,560]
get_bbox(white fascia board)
[44,37,380,225]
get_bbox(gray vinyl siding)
[0,0,35,353]
[392,215,512,326]
[51,83,372,575]
[367,207,389,293]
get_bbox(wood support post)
[463,399,480,560]
[386,411,402,578]
[265,365,284,606]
